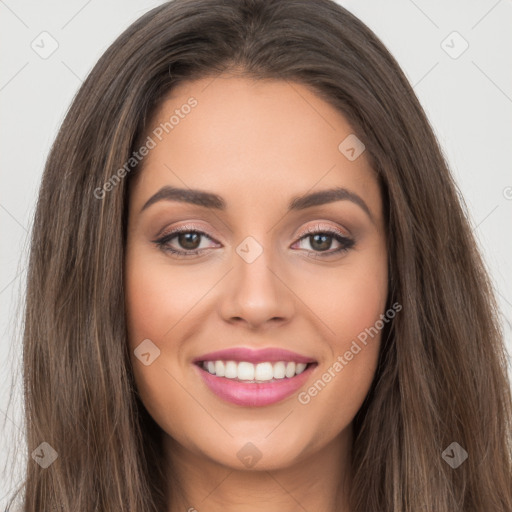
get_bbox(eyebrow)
[140,185,374,222]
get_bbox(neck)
[164,424,353,512]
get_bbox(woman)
[7,0,512,510]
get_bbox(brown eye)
[153,225,355,259]
[308,233,334,252]
[293,227,355,256]
[177,232,202,250]
[153,228,219,257]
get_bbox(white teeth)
[214,360,225,377]
[285,362,296,378]
[224,360,238,378]
[273,361,286,379]
[237,361,255,380]
[295,363,307,375]
[254,362,273,381]
[201,360,311,381]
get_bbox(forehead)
[130,75,381,218]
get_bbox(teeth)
[273,361,286,379]
[201,360,310,381]
[225,360,238,378]
[285,361,296,378]
[238,361,255,380]
[214,360,225,377]
[296,362,308,374]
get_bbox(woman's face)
[125,75,388,471]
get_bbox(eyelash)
[152,224,355,259]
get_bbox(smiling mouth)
[195,360,318,383]
[194,359,318,407]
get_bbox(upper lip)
[193,347,316,365]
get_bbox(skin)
[124,73,388,512]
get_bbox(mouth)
[193,358,319,407]
[195,359,317,382]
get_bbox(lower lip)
[195,363,317,407]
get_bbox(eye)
[152,223,355,259]
[152,226,219,258]
[292,224,355,257]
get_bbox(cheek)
[337,262,387,340]
[293,249,387,420]
[297,247,388,346]
[124,249,209,346]
[125,249,176,380]
[124,249,196,429]
[124,248,222,415]
[125,268,176,344]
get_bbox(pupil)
[310,234,331,251]
[179,232,200,250]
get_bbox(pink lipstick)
[193,347,317,407]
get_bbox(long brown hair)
[5,0,511,510]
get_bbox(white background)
[1,0,511,505]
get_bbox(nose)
[218,242,295,330]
